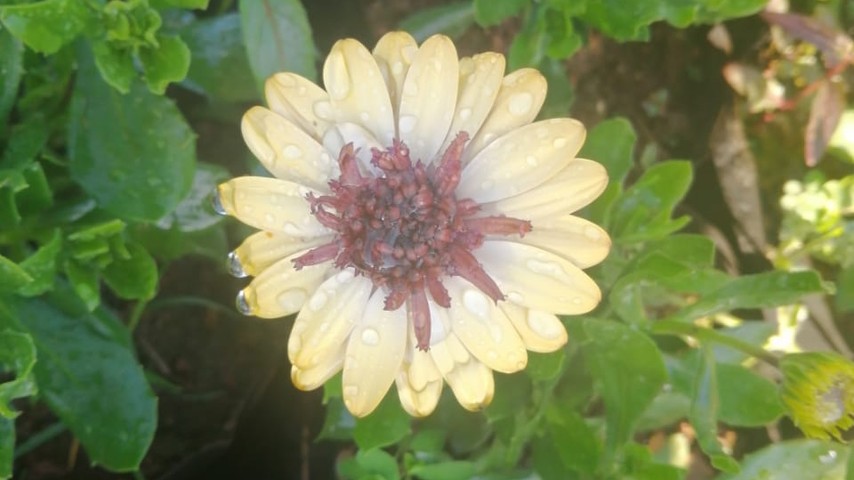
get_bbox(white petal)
[464,68,547,162]
[216,177,328,236]
[395,366,442,417]
[372,31,418,121]
[288,273,372,371]
[322,121,384,174]
[483,158,608,219]
[444,357,494,412]
[446,277,527,373]
[231,230,332,277]
[291,358,343,391]
[239,253,331,318]
[476,240,602,314]
[242,107,338,190]
[264,72,331,140]
[440,52,505,155]
[458,119,586,203]
[510,215,611,269]
[500,302,568,353]
[342,291,408,417]
[398,35,459,164]
[323,38,395,145]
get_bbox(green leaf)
[474,0,527,26]
[102,241,158,301]
[635,390,690,432]
[0,255,31,294]
[180,13,258,102]
[239,0,317,90]
[353,391,411,450]
[409,461,475,480]
[12,296,157,472]
[339,448,400,480]
[546,405,600,473]
[0,25,23,130]
[0,416,12,479]
[318,396,356,441]
[508,28,546,70]
[0,0,89,54]
[155,162,228,232]
[526,348,566,381]
[610,160,693,243]
[409,428,445,453]
[690,345,739,473]
[0,329,37,418]
[538,58,574,119]
[582,318,667,466]
[717,363,784,427]
[836,267,854,313]
[90,39,136,94]
[675,270,827,322]
[17,230,62,297]
[63,260,100,311]
[149,0,210,8]
[398,1,474,42]
[580,117,635,224]
[139,34,190,94]
[717,439,847,480]
[69,46,196,222]
[711,323,776,364]
[485,373,531,422]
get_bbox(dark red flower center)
[293,132,531,350]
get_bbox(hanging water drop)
[227,251,248,278]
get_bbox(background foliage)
[0,0,852,479]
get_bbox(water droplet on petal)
[553,137,568,149]
[283,145,302,159]
[359,111,370,122]
[227,251,248,278]
[462,289,490,320]
[508,92,533,116]
[309,291,329,311]
[480,179,495,191]
[399,115,417,133]
[820,450,838,464]
[278,289,307,311]
[236,290,252,315]
[313,100,334,120]
[506,291,524,304]
[283,222,302,236]
[459,107,472,120]
[527,311,562,339]
[361,328,380,346]
[526,259,568,282]
[211,189,227,215]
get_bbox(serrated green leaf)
[717,363,784,427]
[102,242,157,300]
[0,0,89,54]
[717,439,846,480]
[0,329,37,418]
[353,391,411,450]
[409,460,476,480]
[582,318,667,466]
[0,25,22,132]
[69,46,196,221]
[398,1,474,42]
[690,345,738,473]
[17,230,62,297]
[64,259,100,311]
[675,270,827,322]
[474,0,527,26]
[239,0,316,90]
[12,296,157,471]
[139,34,190,94]
[90,39,136,94]
[0,255,31,294]
[339,448,400,480]
[180,13,257,102]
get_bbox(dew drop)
[278,289,307,312]
[308,291,329,311]
[819,450,838,464]
[335,269,355,284]
[361,328,380,346]
[527,311,562,338]
[236,290,252,315]
[553,137,568,149]
[283,145,302,159]
[506,291,525,304]
[264,213,276,225]
[211,189,227,215]
[399,115,417,133]
[227,251,248,278]
[283,222,302,236]
[508,92,533,116]
[480,179,495,191]
[459,107,472,120]
[462,289,490,319]
[359,111,370,122]
[313,100,334,120]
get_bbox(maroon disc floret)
[293,132,532,350]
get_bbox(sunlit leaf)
[17,230,62,297]
[717,363,784,427]
[139,34,191,94]
[0,0,89,54]
[399,1,474,42]
[102,242,158,301]
[0,329,37,418]
[717,439,847,480]
[690,345,739,473]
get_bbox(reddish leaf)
[805,80,845,166]
[761,11,854,66]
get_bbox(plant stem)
[14,422,67,458]
[650,319,781,367]
[127,299,149,331]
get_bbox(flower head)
[780,352,854,440]
[214,32,610,417]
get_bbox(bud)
[780,352,854,440]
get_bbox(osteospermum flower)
[214,31,610,417]
[780,352,854,440]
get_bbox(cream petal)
[458,118,586,203]
[264,72,331,140]
[239,253,330,318]
[464,68,548,162]
[482,158,608,219]
[216,177,328,236]
[342,291,408,417]
[288,273,372,370]
[323,38,395,145]
[322,121,384,174]
[510,215,611,269]
[440,52,505,155]
[397,34,459,164]
[242,106,338,191]
[395,368,442,417]
[291,356,343,391]
[500,301,568,353]
[446,277,527,373]
[476,240,602,315]
[372,31,418,122]
[444,358,494,412]
[230,230,332,277]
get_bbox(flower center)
[293,132,532,350]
